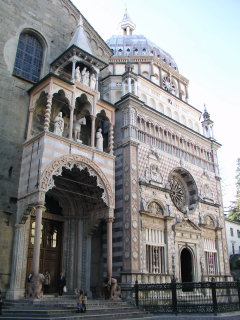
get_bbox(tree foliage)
[228,158,240,221]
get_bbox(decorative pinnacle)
[203,104,210,121]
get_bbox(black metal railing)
[134,278,240,314]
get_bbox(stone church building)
[0,0,230,299]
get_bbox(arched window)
[13,32,43,82]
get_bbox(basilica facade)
[0,0,230,299]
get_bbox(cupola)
[120,9,136,35]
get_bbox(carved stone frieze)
[39,154,114,207]
[174,218,201,234]
[144,149,163,186]
[147,201,164,215]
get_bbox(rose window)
[170,176,186,211]
[162,77,177,95]
[169,168,198,214]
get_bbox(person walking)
[44,271,51,294]
[58,272,66,296]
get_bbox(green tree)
[228,158,240,221]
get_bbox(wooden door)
[27,217,63,293]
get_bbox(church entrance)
[180,248,193,283]
[39,163,109,294]
[26,216,63,293]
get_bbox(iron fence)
[134,279,240,314]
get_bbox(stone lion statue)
[100,277,121,300]
[110,278,121,300]
[27,273,45,299]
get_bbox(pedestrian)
[0,291,3,315]
[44,271,51,294]
[58,272,66,296]
[28,273,32,282]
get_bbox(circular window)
[170,168,198,214]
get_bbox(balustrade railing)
[123,125,214,172]
[132,279,240,314]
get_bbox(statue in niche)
[150,164,159,181]
[96,128,103,151]
[75,66,81,82]
[81,67,86,82]
[148,202,163,215]
[82,67,90,86]
[90,73,97,90]
[53,112,64,136]
[73,115,86,142]
[145,163,163,184]
[205,215,214,227]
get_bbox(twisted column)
[44,93,52,131]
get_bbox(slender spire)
[203,104,211,121]
[120,9,136,35]
[202,104,214,139]
[68,15,92,54]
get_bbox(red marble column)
[106,217,114,280]
[32,204,44,275]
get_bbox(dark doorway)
[181,248,193,289]
[90,222,105,298]
[26,217,63,293]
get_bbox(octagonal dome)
[106,34,178,72]
[106,10,179,72]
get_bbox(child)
[82,292,87,313]
[76,289,83,313]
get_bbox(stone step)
[0,299,150,320]
[2,306,139,315]
[0,310,148,320]
[4,298,131,307]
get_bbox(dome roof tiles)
[106,34,178,72]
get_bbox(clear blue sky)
[72,0,240,209]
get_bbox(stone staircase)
[0,295,151,320]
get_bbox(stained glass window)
[13,33,43,83]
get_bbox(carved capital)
[106,217,114,224]
[19,205,36,225]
